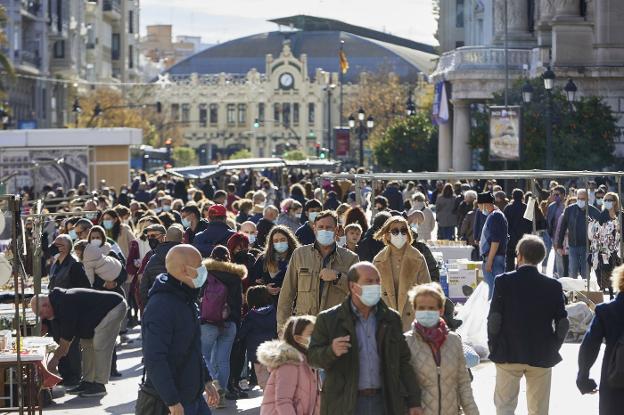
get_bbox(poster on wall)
[489,106,521,161]
[334,128,350,157]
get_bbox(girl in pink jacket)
[257,315,319,415]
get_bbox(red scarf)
[413,319,449,365]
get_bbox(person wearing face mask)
[556,188,600,280]
[140,225,183,309]
[82,230,123,288]
[410,192,435,241]
[308,262,423,415]
[592,192,622,300]
[257,315,319,414]
[193,204,236,258]
[373,216,431,332]
[180,205,209,244]
[277,210,359,331]
[478,192,509,300]
[488,235,568,415]
[239,221,260,252]
[138,244,219,415]
[405,283,479,415]
[100,209,136,261]
[277,198,303,233]
[546,185,567,276]
[294,199,323,245]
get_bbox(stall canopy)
[168,158,341,179]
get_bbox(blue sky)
[139,0,437,46]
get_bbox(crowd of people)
[20,170,624,414]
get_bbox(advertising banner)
[489,106,521,161]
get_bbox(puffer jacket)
[276,244,358,329]
[405,329,479,415]
[82,242,122,284]
[257,340,319,415]
[203,259,246,325]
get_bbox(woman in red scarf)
[404,283,480,415]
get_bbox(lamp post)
[406,94,416,116]
[348,108,374,167]
[72,98,82,128]
[542,67,556,170]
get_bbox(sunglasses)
[389,228,409,236]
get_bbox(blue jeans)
[201,322,237,390]
[568,246,589,280]
[355,394,385,415]
[542,232,553,271]
[483,255,506,300]
[438,226,455,240]
[183,397,211,415]
[554,251,565,279]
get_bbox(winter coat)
[140,241,180,308]
[142,274,211,406]
[250,253,290,289]
[374,244,432,332]
[294,223,316,246]
[308,297,421,415]
[503,200,532,248]
[419,207,436,241]
[277,213,301,233]
[183,219,209,244]
[193,221,236,257]
[459,209,477,245]
[382,186,404,211]
[257,340,319,415]
[257,218,276,248]
[557,203,600,248]
[202,259,246,325]
[48,254,91,290]
[276,244,359,329]
[239,305,277,363]
[435,196,458,228]
[355,229,385,262]
[405,329,479,415]
[115,223,136,260]
[578,293,624,415]
[82,242,122,284]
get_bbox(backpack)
[200,273,230,325]
[607,331,624,388]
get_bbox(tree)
[172,147,197,167]
[373,112,438,172]
[229,149,253,160]
[0,5,15,96]
[283,149,307,160]
[470,79,618,170]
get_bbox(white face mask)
[414,201,425,210]
[390,233,407,249]
[90,239,103,247]
[338,235,347,246]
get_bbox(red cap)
[208,204,227,218]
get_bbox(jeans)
[541,232,552,272]
[568,246,589,280]
[201,322,237,390]
[438,226,455,240]
[554,251,565,279]
[183,396,212,415]
[483,255,506,300]
[355,394,385,415]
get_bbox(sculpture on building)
[554,0,580,16]
[540,0,556,19]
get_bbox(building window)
[455,41,465,48]
[128,45,134,68]
[227,104,236,125]
[53,40,65,58]
[171,104,180,121]
[258,103,265,123]
[199,104,208,127]
[274,103,281,125]
[456,0,464,28]
[112,33,120,60]
[181,104,190,125]
[308,103,315,125]
[209,104,218,125]
[282,103,291,127]
[128,10,134,34]
[293,103,300,125]
[238,104,246,126]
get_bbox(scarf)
[413,319,449,366]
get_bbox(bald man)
[31,287,127,397]
[139,244,218,415]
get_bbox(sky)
[139,0,438,47]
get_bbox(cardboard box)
[447,269,478,302]
[455,259,482,270]
[577,291,605,309]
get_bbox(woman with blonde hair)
[577,264,624,414]
[405,283,479,415]
[593,192,622,299]
[373,215,431,331]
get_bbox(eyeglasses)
[389,228,409,236]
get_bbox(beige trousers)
[494,363,552,415]
[80,301,128,385]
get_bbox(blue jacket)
[238,305,277,363]
[578,294,624,415]
[557,204,600,248]
[192,221,236,257]
[142,274,210,407]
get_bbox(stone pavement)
[32,328,600,415]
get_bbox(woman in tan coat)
[373,216,431,332]
[405,283,479,415]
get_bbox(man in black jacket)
[503,189,532,271]
[192,205,235,257]
[488,235,569,415]
[356,211,391,262]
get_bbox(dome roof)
[165,30,437,83]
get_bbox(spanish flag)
[339,49,349,74]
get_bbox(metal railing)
[433,46,532,76]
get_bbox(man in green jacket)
[308,261,423,415]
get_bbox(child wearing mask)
[343,223,362,252]
[257,315,319,415]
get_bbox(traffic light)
[315,143,321,157]
[319,147,328,159]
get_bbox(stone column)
[551,0,594,65]
[494,0,534,46]
[438,121,452,172]
[594,0,624,65]
[452,100,472,171]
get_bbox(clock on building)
[279,72,294,89]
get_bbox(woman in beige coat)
[373,216,431,331]
[405,283,479,415]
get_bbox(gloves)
[576,377,597,394]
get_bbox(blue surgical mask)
[316,229,335,246]
[308,212,319,223]
[416,310,440,328]
[604,201,614,210]
[273,241,289,253]
[68,229,77,241]
[103,220,114,230]
[181,218,191,228]
[577,200,586,209]
[357,284,381,307]
[246,233,257,245]
[596,198,604,206]
[162,205,172,212]
[193,265,208,288]
[481,208,490,216]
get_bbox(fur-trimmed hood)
[256,340,303,370]
[203,258,247,279]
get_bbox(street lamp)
[542,67,556,169]
[358,108,365,121]
[72,98,82,128]
[406,96,416,116]
[349,109,374,167]
[542,67,556,91]
[564,78,577,104]
[521,80,533,104]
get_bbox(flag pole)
[339,39,345,128]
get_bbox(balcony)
[103,0,122,20]
[14,46,42,70]
[21,0,42,19]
